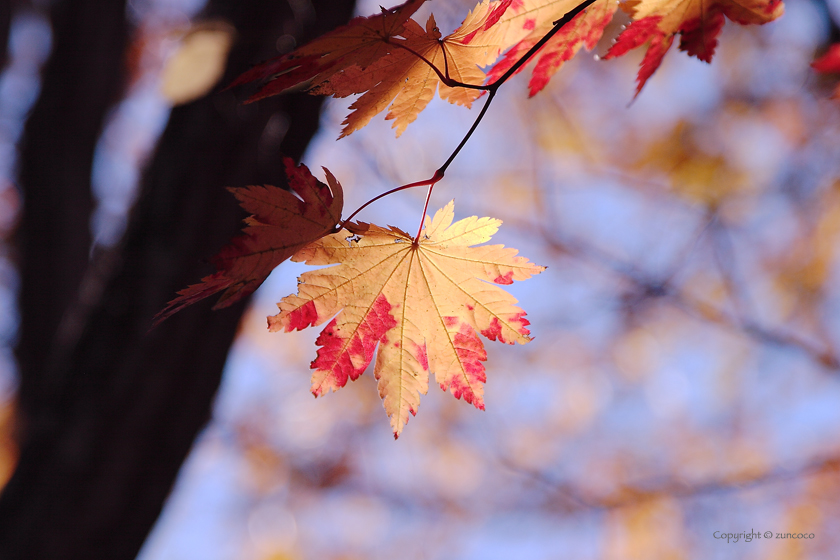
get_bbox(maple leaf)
[485,0,618,96]
[154,158,343,325]
[813,44,840,74]
[231,0,512,137]
[813,43,840,98]
[228,0,427,100]
[325,0,514,137]
[268,201,545,437]
[604,0,784,96]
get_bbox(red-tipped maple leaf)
[486,0,618,96]
[603,0,784,96]
[154,158,343,325]
[268,201,544,437]
[813,44,840,74]
[813,43,840,98]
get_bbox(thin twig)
[438,91,495,175]
[486,0,598,90]
[344,0,599,225]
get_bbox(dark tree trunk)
[0,0,355,559]
[0,0,11,71]
[14,0,130,421]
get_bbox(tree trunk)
[0,0,12,71]
[0,0,355,558]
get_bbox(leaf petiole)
[389,41,489,91]
[414,170,444,243]
[337,169,444,233]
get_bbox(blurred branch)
[537,224,840,371]
[223,412,840,522]
[503,453,840,514]
[522,167,840,373]
[708,218,757,322]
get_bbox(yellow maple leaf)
[320,0,513,137]
[269,201,545,437]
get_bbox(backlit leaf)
[813,43,840,99]
[269,201,545,437]
[486,0,618,96]
[230,0,512,137]
[604,0,784,95]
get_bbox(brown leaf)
[154,158,343,326]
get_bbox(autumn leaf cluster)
[231,0,785,134]
[158,0,794,436]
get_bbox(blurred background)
[2,0,840,559]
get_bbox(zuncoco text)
[713,531,816,543]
